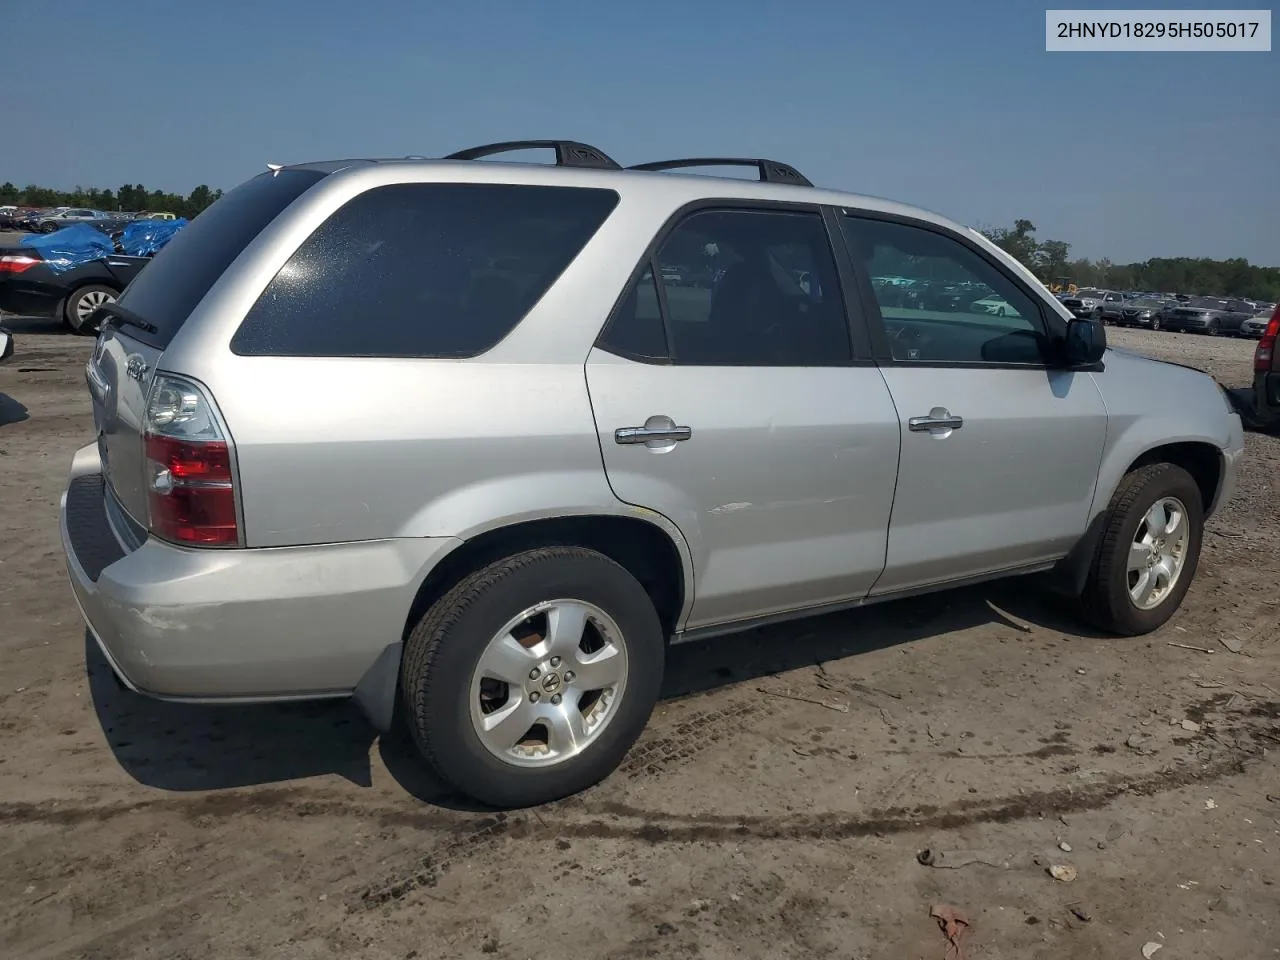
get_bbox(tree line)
[979,219,1280,302]
[0,182,223,221]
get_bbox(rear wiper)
[95,300,158,335]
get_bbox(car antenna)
[266,162,283,176]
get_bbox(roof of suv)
[273,144,966,238]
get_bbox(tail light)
[143,374,239,546]
[0,254,40,274]
[1255,306,1280,373]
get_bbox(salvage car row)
[0,205,176,234]
[1059,289,1276,338]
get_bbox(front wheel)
[1150,318,1161,331]
[400,546,665,808]
[64,285,117,335]
[1080,463,1203,635]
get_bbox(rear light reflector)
[1255,307,1280,373]
[0,254,40,274]
[143,374,239,546]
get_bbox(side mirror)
[1063,317,1106,366]
[0,327,12,365]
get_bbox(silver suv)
[60,140,1245,808]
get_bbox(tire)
[40,221,58,234]
[1080,463,1203,636]
[1207,321,1219,337]
[64,284,118,335]
[400,546,665,808]
[1150,319,1161,331]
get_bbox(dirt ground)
[1,318,1277,960]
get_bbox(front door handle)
[908,410,964,432]
[615,424,693,444]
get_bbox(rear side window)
[231,183,620,358]
[117,169,325,349]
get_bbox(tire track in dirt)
[355,692,778,909]
[349,695,1277,911]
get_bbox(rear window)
[116,169,325,348]
[229,182,620,358]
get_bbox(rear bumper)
[60,442,459,705]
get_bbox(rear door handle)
[615,425,692,444]
[908,412,964,432]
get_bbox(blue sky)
[6,0,1276,264]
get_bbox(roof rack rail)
[444,140,621,170]
[628,157,813,187]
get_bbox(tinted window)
[118,169,325,348]
[232,183,619,358]
[649,209,851,366]
[598,266,668,360]
[842,215,1047,365]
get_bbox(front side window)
[841,215,1048,365]
[649,208,851,366]
[232,183,619,358]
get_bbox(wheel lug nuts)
[550,656,561,667]
[529,667,540,680]
[550,694,562,705]
[530,691,540,702]
[564,671,575,682]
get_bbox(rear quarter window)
[116,169,326,349]
[230,182,621,358]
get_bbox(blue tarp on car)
[120,218,188,257]
[19,224,115,274]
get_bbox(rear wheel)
[400,546,665,808]
[1150,318,1161,331]
[1080,463,1203,635]
[64,285,117,335]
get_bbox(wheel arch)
[1124,441,1223,518]
[401,513,693,647]
[1049,438,1224,598]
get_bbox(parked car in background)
[1162,297,1231,335]
[1061,289,1109,318]
[0,207,35,230]
[1218,300,1265,337]
[1096,292,1130,322]
[1240,314,1271,339]
[16,208,64,232]
[134,211,178,221]
[35,209,112,234]
[1111,297,1172,330]
[0,246,149,333]
[58,140,1244,808]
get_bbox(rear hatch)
[88,169,325,528]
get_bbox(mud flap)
[352,642,402,732]
[1046,511,1107,598]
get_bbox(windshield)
[1131,299,1162,308]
